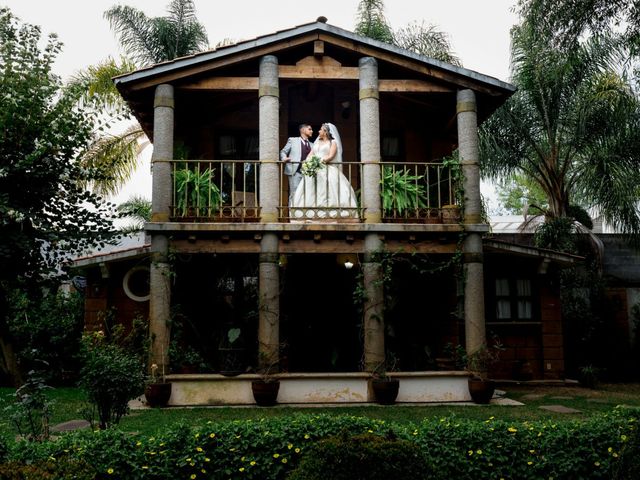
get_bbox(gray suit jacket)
[280,137,313,176]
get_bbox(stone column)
[149,84,174,371]
[359,57,382,224]
[457,89,481,225]
[362,234,385,371]
[258,55,280,223]
[457,89,486,356]
[258,233,280,369]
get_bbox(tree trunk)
[0,336,22,386]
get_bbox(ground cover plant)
[0,408,637,479]
[1,384,640,479]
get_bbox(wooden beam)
[179,77,258,91]
[279,64,359,79]
[317,33,501,95]
[378,79,453,93]
[314,40,324,58]
[127,33,320,91]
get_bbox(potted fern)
[174,164,222,217]
[381,166,429,221]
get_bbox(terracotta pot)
[144,382,172,407]
[441,205,461,224]
[251,380,280,406]
[371,378,400,405]
[468,378,495,404]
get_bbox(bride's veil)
[326,122,343,172]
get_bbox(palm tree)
[394,21,461,66]
[354,0,461,65]
[104,0,208,66]
[480,20,640,238]
[74,0,208,196]
[118,195,152,232]
[354,0,394,43]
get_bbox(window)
[494,277,534,321]
[381,132,403,160]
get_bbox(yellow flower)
[468,450,474,456]
[288,443,293,449]
[295,448,301,454]
[273,453,280,458]
[476,449,482,455]
[107,468,114,475]
[304,434,310,439]
[196,447,203,452]
[613,453,619,458]
[190,475,196,479]
[209,433,216,438]
[508,427,517,433]
[608,447,613,453]
[621,434,628,442]
[241,456,245,461]
[595,461,601,467]
[136,441,142,447]
[195,433,200,438]
[201,469,206,474]
[239,467,245,472]
[250,461,256,466]
[367,429,373,433]
[142,466,149,470]
[529,449,535,454]
[204,458,210,462]
[528,461,533,465]
[282,458,288,464]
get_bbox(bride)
[291,123,358,221]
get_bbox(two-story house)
[74,19,583,405]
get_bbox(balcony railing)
[169,160,459,223]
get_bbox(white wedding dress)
[291,140,359,221]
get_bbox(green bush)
[288,432,429,479]
[6,289,84,384]
[6,409,640,480]
[0,460,95,479]
[78,333,145,429]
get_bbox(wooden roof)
[114,20,516,137]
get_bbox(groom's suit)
[280,136,313,205]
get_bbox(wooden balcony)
[168,160,461,225]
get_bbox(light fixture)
[344,260,354,270]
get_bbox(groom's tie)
[298,139,311,173]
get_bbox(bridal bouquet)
[301,155,324,177]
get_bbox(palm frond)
[68,56,138,111]
[104,5,159,65]
[394,21,462,66]
[81,125,148,196]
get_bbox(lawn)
[2,382,640,437]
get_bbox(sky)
[3,0,520,208]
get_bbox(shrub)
[78,333,145,429]
[6,289,84,384]
[0,460,95,479]
[5,409,640,480]
[288,432,429,479]
[4,369,53,441]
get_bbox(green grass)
[2,383,640,437]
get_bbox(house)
[75,19,586,405]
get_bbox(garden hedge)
[3,408,639,479]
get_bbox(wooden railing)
[169,160,459,223]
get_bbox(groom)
[280,123,313,205]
